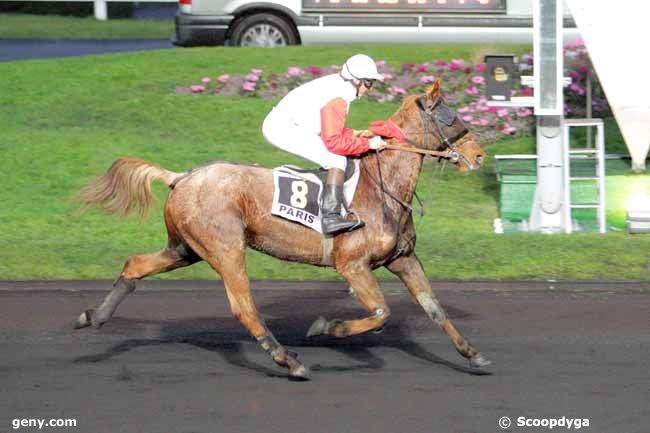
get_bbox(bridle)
[400,95,475,170]
[357,92,478,262]
[360,94,475,214]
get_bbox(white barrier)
[3,0,177,21]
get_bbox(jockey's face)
[354,79,374,97]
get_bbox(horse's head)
[396,79,485,172]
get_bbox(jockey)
[262,54,385,235]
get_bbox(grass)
[0,13,174,39]
[1,44,649,281]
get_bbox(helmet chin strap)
[341,61,363,98]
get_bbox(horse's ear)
[426,79,441,100]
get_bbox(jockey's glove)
[369,136,386,150]
[354,129,376,138]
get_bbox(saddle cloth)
[271,159,361,233]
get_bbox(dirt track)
[1,281,649,433]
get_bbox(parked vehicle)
[173,0,578,47]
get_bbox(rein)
[360,152,421,214]
[382,143,460,162]
[359,94,472,219]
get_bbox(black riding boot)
[321,168,365,235]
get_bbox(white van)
[173,0,578,47]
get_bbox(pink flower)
[457,106,472,113]
[478,97,487,104]
[191,85,205,93]
[375,60,386,68]
[382,73,394,81]
[449,59,464,71]
[419,75,435,84]
[287,66,304,76]
[502,124,517,135]
[478,117,490,127]
[564,38,585,50]
[462,115,474,122]
[242,81,256,92]
[245,73,259,82]
[569,83,585,95]
[475,63,486,72]
[516,108,533,117]
[201,77,211,84]
[402,63,415,71]
[391,86,407,96]
[465,86,479,96]
[217,74,229,82]
[497,108,510,118]
[417,64,429,72]
[433,60,449,67]
[307,65,322,75]
[471,75,485,85]
[520,87,533,97]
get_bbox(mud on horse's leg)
[74,248,195,329]
[386,254,491,368]
[307,263,390,338]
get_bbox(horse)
[74,79,489,380]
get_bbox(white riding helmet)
[340,54,384,82]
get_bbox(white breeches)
[262,110,347,171]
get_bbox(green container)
[496,156,650,231]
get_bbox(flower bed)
[179,41,609,143]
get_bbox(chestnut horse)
[74,80,489,379]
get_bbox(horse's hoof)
[469,353,492,369]
[288,364,310,381]
[73,309,94,329]
[306,316,328,337]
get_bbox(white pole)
[94,0,108,21]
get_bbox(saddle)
[271,159,361,233]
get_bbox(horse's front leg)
[386,254,491,368]
[307,262,390,338]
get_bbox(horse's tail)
[75,158,181,219]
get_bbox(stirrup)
[322,210,365,235]
[343,209,365,232]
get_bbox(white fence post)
[94,0,107,21]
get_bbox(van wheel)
[230,13,298,47]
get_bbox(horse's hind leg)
[74,247,197,329]
[307,263,390,338]
[386,253,491,369]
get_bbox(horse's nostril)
[476,155,484,165]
